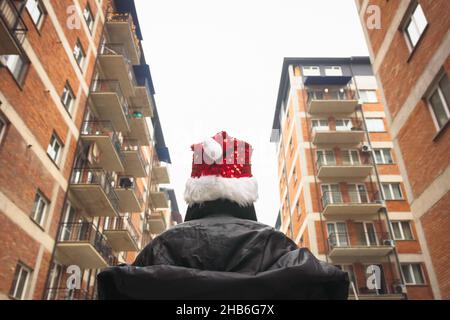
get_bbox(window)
[0,54,29,84]
[61,82,75,113]
[335,119,352,131]
[402,264,425,285]
[374,149,393,164]
[83,4,94,33]
[73,40,85,69]
[289,137,294,153]
[292,166,297,183]
[0,114,6,144]
[428,72,450,130]
[324,66,342,76]
[391,221,413,240]
[404,3,428,50]
[366,118,385,132]
[26,0,44,27]
[382,183,403,200]
[9,263,31,300]
[47,133,62,164]
[31,191,48,227]
[302,66,320,76]
[311,119,329,131]
[342,149,360,165]
[359,90,378,103]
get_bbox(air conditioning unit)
[383,239,395,246]
[394,284,407,294]
[361,144,372,153]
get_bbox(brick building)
[356,0,450,299]
[271,57,435,299]
[0,0,173,300]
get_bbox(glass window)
[61,82,75,113]
[374,149,393,164]
[26,0,44,27]
[359,90,378,103]
[31,191,48,227]
[9,263,31,300]
[47,134,62,163]
[382,183,403,200]
[336,119,352,131]
[324,66,342,76]
[405,4,428,49]
[0,54,28,84]
[0,115,6,143]
[73,40,85,69]
[311,119,329,131]
[402,264,425,285]
[428,73,450,130]
[366,118,385,132]
[302,66,320,76]
[83,4,94,33]
[391,221,413,240]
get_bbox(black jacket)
[97,200,349,299]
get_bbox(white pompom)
[203,137,223,162]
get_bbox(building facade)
[0,0,172,300]
[271,57,435,299]
[356,0,450,299]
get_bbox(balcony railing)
[81,120,124,162]
[58,222,116,265]
[307,88,356,103]
[105,215,139,245]
[45,288,93,300]
[70,167,120,213]
[122,138,148,167]
[99,43,136,85]
[0,0,27,45]
[106,11,141,60]
[322,191,382,207]
[90,79,130,115]
[117,175,145,207]
[328,232,392,249]
[316,153,372,168]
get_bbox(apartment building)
[0,0,172,300]
[271,57,435,299]
[356,0,450,299]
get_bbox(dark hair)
[185,199,257,222]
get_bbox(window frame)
[382,183,403,200]
[47,133,63,165]
[358,89,378,103]
[365,118,386,132]
[302,66,321,76]
[0,113,7,145]
[73,39,86,70]
[61,81,75,114]
[401,263,425,285]
[426,71,450,132]
[324,66,343,76]
[31,190,49,228]
[25,0,45,29]
[391,221,414,240]
[83,3,95,33]
[373,148,394,164]
[9,262,32,300]
[0,53,30,86]
[402,2,428,52]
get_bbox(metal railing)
[80,120,124,163]
[321,191,382,208]
[106,11,141,58]
[328,232,392,249]
[316,153,372,169]
[99,43,137,86]
[116,175,145,208]
[58,222,116,265]
[90,79,129,116]
[0,0,27,45]
[122,138,149,172]
[307,88,357,104]
[104,215,139,246]
[45,288,93,300]
[70,167,120,214]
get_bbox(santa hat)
[184,131,258,207]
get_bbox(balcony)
[106,12,141,65]
[149,191,169,209]
[128,108,152,145]
[312,129,365,145]
[152,164,170,184]
[45,288,93,300]
[89,80,130,133]
[307,89,358,114]
[317,161,373,180]
[328,232,394,259]
[114,176,144,213]
[69,168,120,218]
[103,216,140,252]
[98,43,136,97]
[80,121,124,172]
[55,222,115,269]
[321,191,383,217]
[0,0,27,55]
[145,211,167,235]
[121,139,148,177]
[131,86,154,117]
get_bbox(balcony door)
[327,222,349,247]
[342,149,361,165]
[348,184,369,203]
[317,150,335,166]
[336,119,352,131]
[321,184,342,206]
[311,119,329,131]
[355,222,378,246]
[59,203,76,241]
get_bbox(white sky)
[135,0,369,226]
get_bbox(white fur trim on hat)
[184,176,258,207]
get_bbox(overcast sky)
[135,0,370,226]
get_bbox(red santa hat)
[184,131,258,207]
